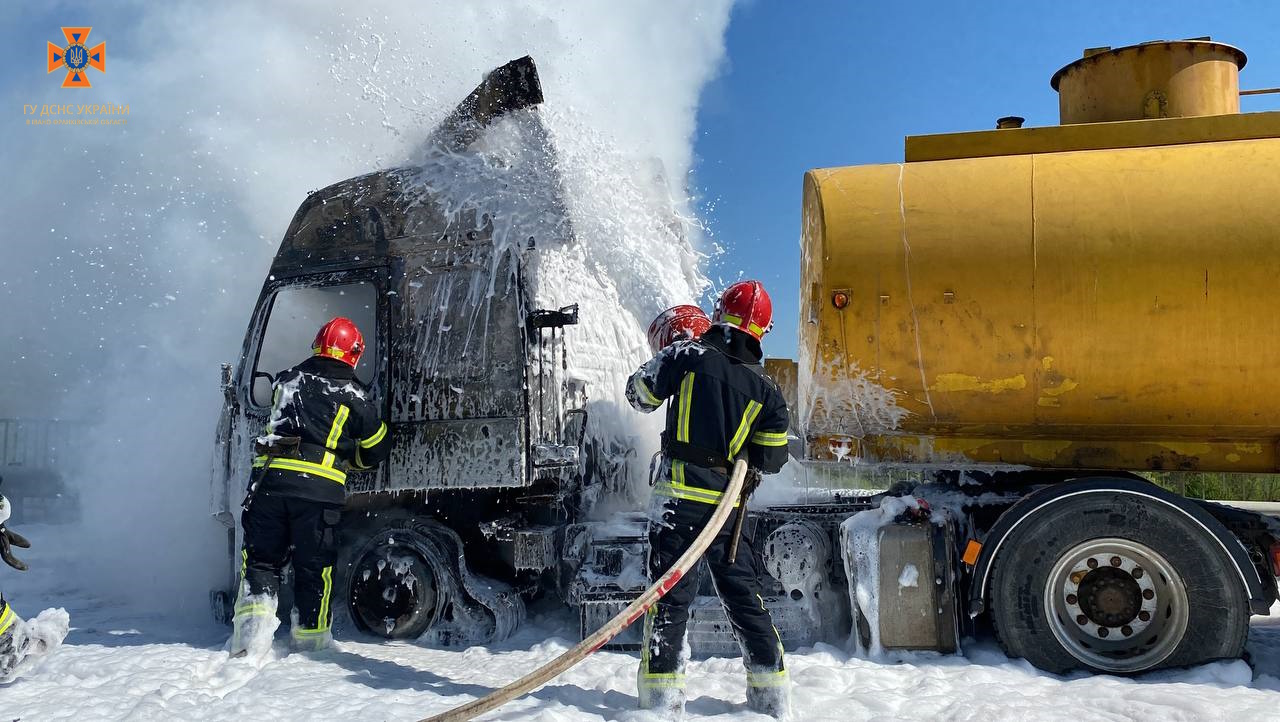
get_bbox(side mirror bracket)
[220,363,234,402]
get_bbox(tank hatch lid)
[1049,39,1246,92]
[905,110,1280,163]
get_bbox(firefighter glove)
[744,467,763,498]
[1,526,30,571]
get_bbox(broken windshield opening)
[251,280,379,406]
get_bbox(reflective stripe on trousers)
[639,603,686,704]
[0,602,15,636]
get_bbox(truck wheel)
[334,514,449,640]
[989,492,1249,674]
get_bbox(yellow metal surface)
[1051,40,1245,124]
[905,110,1280,162]
[763,358,799,430]
[800,132,1280,473]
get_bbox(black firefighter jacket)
[253,356,390,505]
[626,324,790,506]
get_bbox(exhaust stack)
[426,55,545,153]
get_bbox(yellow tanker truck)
[790,38,1280,673]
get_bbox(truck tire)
[333,512,447,640]
[989,491,1249,674]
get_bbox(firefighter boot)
[289,609,332,653]
[228,590,280,659]
[0,603,70,684]
[637,676,686,719]
[745,666,791,720]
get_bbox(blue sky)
[694,1,1280,359]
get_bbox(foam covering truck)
[212,40,1280,675]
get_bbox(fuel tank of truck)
[799,39,1280,473]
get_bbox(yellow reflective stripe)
[317,566,334,632]
[746,669,789,687]
[639,675,687,689]
[639,603,685,690]
[234,603,274,618]
[0,604,15,636]
[758,594,786,648]
[253,457,347,484]
[293,626,330,636]
[632,376,662,407]
[748,322,766,336]
[326,405,350,449]
[677,373,695,442]
[751,429,789,447]
[359,422,387,448]
[640,603,656,672]
[263,386,282,436]
[722,312,743,326]
[654,480,720,503]
[353,447,371,470]
[654,480,740,508]
[728,400,763,458]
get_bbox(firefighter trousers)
[239,493,342,636]
[639,497,787,705]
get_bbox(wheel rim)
[1043,537,1189,673]
[350,541,439,638]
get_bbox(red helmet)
[647,305,711,354]
[312,317,365,368]
[713,280,773,341]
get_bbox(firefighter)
[229,317,391,657]
[626,284,792,719]
[1,489,67,683]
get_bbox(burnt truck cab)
[210,58,591,643]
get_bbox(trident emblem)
[47,27,105,88]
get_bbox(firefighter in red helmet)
[229,317,391,657]
[646,304,712,354]
[626,283,791,719]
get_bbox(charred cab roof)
[268,56,544,279]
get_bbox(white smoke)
[0,1,733,619]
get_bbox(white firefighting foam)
[2,1,734,618]
[8,535,1280,719]
[397,106,711,507]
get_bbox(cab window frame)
[244,268,388,410]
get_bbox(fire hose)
[421,459,749,722]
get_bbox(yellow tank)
[798,40,1280,473]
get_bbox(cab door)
[211,268,388,595]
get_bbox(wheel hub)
[350,546,438,638]
[1078,567,1142,627]
[1061,550,1159,641]
[1045,538,1188,672]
